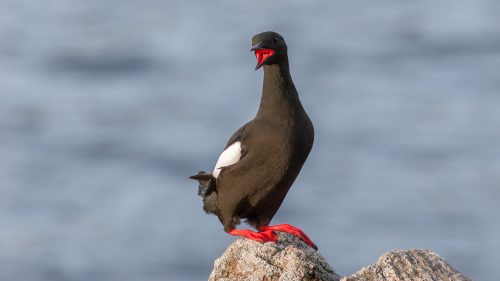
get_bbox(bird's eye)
[273,37,279,44]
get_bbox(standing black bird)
[190,31,316,249]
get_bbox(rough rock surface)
[341,249,473,281]
[210,233,473,281]
[209,232,340,281]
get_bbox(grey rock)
[209,232,340,281]
[210,233,473,281]
[341,249,473,281]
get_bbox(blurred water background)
[1,0,499,280]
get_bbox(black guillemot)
[190,31,316,250]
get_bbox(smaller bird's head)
[251,31,287,70]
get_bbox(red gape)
[254,49,276,65]
[229,224,318,250]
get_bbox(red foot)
[259,224,318,250]
[229,229,277,243]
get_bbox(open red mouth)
[254,48,275,70]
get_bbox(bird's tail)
[189,171,216,197]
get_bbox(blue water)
[1,0,499,280]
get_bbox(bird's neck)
[256,60,302,119]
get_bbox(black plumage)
[190,31,314,234]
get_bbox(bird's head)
[251,31,287,70]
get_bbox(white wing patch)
[213,141,241,178]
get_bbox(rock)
[210,233,473,281]
[209,232,340,281]
[342,249,473,281]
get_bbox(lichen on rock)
[210,232,473,281]
[341,249,473,281]
[209,232,340,281]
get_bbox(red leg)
[229,229,277,243]
[259,224,318,250]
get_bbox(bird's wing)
[212,123,249,178]
[213,141,241,178]
[224,123,248,149]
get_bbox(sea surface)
[1,0,499,280]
